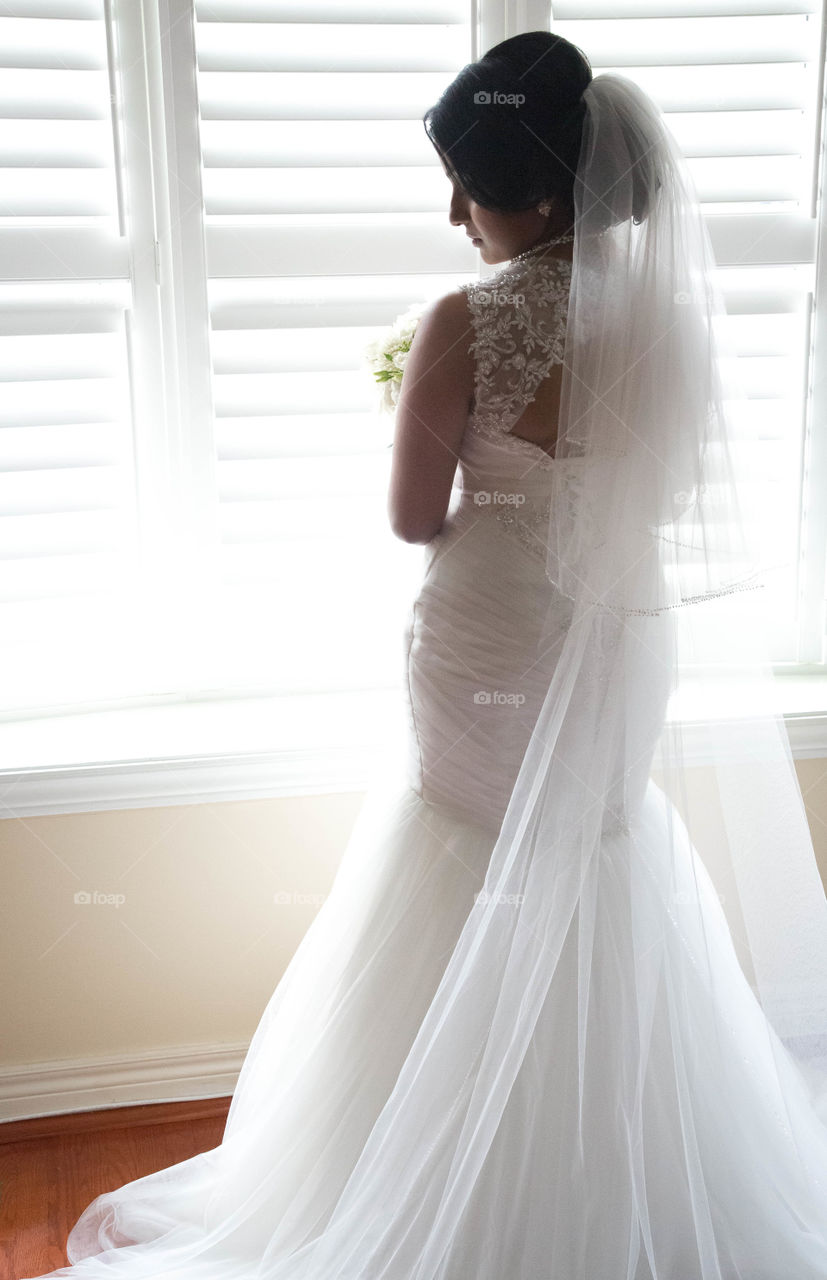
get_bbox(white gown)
[26,252,827,1280]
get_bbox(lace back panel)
[458,254,572,460]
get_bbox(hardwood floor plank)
[0,1099,231,1278]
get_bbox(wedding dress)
[26,247,827,1280]
[25,73,827,1280]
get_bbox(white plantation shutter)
[2,0,826,801]
[0,1,149,715]
[191,2,478,696]
[550,0,825,663]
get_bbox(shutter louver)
[193,3,475,695]
[0,2,142,714]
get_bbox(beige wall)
[3,757,827,1071]
[2,791,364,1067]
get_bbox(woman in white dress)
[27,30,827,1280]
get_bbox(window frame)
[1,0,826,820]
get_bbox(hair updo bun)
[424,31,659,227]
[424,32,592,219]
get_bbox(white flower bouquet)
[362,301,427,415]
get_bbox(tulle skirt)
[23,746,827,1279]
[24,767,495,1278]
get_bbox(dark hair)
[423,32,593,219]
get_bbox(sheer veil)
[260,71,827,1279]
[546,72,827,1093]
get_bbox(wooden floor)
[0,1097,231,1279]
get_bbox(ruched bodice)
[402,433,584,834]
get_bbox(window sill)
[1,675,826,819]
[0,689,407,818]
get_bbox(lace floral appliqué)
[458,256,572,449]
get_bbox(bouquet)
[362,301,427,415]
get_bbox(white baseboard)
[0,1042,248,1124]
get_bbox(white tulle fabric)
[25,72,827,1280]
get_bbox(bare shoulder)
[398,285,475,409]
[422,284,473,318]
[412,287,474,354]
[404,287,475,405]
[427,285,473,322]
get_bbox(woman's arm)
[387,289,475,543]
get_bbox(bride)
[27,30,827,1280]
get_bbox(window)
[2,0,826,814]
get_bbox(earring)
[538,200,553,216]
